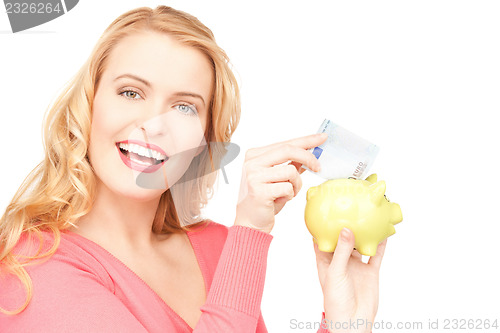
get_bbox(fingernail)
[317,133,327,138]
[340,228,350,241]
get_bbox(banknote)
[304,119,380,180]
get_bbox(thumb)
[329,228,355,275]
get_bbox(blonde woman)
[0,6,386,333]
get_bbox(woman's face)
[89,31,213,201]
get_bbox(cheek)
[88,96,129,164]
[92,100,116,136]
[90,95,131,143]
[171,118,206,151]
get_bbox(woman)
[0,6,385,332]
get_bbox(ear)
[365,174,377,184]
[370,181,386,205]
[306,186,318,201]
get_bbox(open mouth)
[116,141,169,173]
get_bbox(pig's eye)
[384,194,390,202]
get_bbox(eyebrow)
[172,92,206,107]
[114,73,151,87]
[114,73,206,107]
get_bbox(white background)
[1,1,499,332]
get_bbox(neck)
[71,180,165,250]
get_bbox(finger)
[259,164,302,197]
[313,241,332,290]
[329,228,355,275]
[245,133,327,161]
[368,238,388,269]
[289,160,306,174]
[291,161,315,175]
[314,241,334,275]
[254,143,321,174]
[268,181,295,202]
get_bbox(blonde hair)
[0,5,240,315]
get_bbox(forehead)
[104,31,213,98]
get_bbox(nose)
[137,103,169,137]
[139,114,168,137]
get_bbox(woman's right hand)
[234,133,327,234]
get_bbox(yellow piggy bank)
[304,174,402,256]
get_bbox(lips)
[116,140,169,173]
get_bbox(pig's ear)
[306,187,318,201]
[365,174,377,184]
[369,181,386,205]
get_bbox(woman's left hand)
[314,228,387,333]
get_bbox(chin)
[125,190,165,202]
[119,184,166,202]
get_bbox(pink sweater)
[1,220,329,332]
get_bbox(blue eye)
[175,104,198,116]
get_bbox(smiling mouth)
[116,142,169,166]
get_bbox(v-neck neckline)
[62,228,208,332]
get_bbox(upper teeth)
[119,143,167,161]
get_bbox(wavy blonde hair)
[0,5,240,315]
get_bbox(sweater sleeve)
[194,225,272,332]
